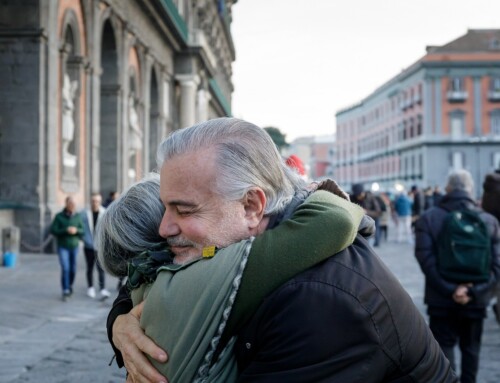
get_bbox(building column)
[196,87,211,123]
[176,74,199,129]
[423,76,433,136]
[473,76,482,136]
[434,77,442,136]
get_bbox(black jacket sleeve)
[106,285,133,368]
[235,237,456,383]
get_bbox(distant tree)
[264,126,289,153]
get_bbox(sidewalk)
[0,252,126,382]
[0,241,499,382]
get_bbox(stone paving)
[0,237,498,382]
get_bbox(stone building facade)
[0,0,237,249]
[335,30,500,196]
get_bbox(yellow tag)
[202,246,216,258]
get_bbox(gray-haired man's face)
[158,149,252,265]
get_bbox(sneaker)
[100,289,111,300]
[62,290,71,302]
[87,287,96,299]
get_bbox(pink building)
[335,29,500,195]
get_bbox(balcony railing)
[447,90,468,102]
[488,90,500,101]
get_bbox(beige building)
[0,0,237,249]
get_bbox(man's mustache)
[167,237,198,248]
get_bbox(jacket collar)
[439,190,477,211]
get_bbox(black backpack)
[436,208,491,283]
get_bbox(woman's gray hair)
[95,173,165,277]
[446,169,474,196]
[157,117,306,215]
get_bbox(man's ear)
[243,188,266,229]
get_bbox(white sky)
[230,0,500,141]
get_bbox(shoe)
[62,290,71,302]
[87,287,96,299]
[100,289,111,300]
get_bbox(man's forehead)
[161,150,216,184]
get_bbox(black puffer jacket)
[235,218,456,383]
[482,170,500,222]
[414,190,500,311]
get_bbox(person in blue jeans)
[394,191,413,244]
[50,196,84,301]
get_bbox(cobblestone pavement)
[0,238,498,382]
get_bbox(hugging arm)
[225,190,364,339]
[106,184,360,382]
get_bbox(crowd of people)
[48,117,499,383]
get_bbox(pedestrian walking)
[103,191,120,208]
[394,191,413,244]
[411,184,425,230]
[481,168,500,324]
[424,186,434,211]
[414,170,500,383]
[81,193,110,300]
[350,183,382,246]
[50,196,84,301]
[376,192,391,243]
[433,185,444,207]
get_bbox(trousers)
[430,314,483,383]
[57,246,78,293]
[84,247,106,289]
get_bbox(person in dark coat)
[411,184,425,224]
[106,118,457,383]
[415,170,500,383]
[481,169,500,324]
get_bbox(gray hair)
[157,117,306,215]
[95,173,165,277]
[446,169,474,196]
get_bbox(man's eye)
[177,209,192,216]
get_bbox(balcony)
[488,90,500,102]
[447,90,468,102]
[413,93,422,104]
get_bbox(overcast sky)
[230,0,500,141]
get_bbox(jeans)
[397,215,413,244]
[430,314,483,383]
[57,246,78,293]
[84,247,105,290]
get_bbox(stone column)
[196,87,211,123]
[176,74,199,129]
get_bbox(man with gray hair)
[108,118,457,383]
[415,169,500,383]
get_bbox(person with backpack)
[414,169,500,383]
